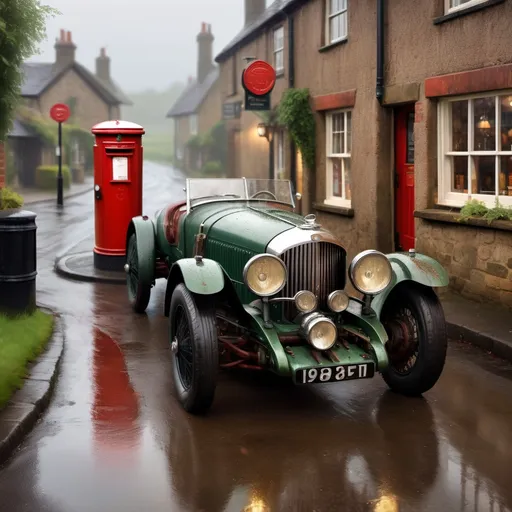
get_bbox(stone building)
[215,0,512,310]
[8,30,131,187]
[167,23,222,173]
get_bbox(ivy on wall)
[278,88,316,170]
[17,106,94,169]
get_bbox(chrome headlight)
[349,250,392,295]
[327,290,350,312]
[302,313,337,351]
[294,290,317,313]
[243,254,287,297]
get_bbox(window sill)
[318,38,348,53]
[414,208,512,232]
[314,202,354,217]
[433,0,505,25]
[275,70,285,79]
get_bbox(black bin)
[0,209,37,316]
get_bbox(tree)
[0,0,58,141]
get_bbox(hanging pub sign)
[241,59,276,111]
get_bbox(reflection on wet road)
[1,162,512,511]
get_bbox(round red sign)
[242,60,276,96]
[50,103,71,123]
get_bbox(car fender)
[370,252,449,317]
[164,258,225,315]
[126,216,156,287]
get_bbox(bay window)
[445,0,487,14]
[437,91,512,207]
[325,110,352,208]
[326,0,348,45]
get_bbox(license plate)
[295,362,375,384]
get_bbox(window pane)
[340,12,347,38]
[450,156,468,193]
[332,158,342,197]
[330,15,339,41]
[344,158,351,200]
[471,155,496,195]
[500,95,512,151]
[473,97,495,151]
[275,50,283,70]
[333,132,342,154]
[346,112,352,153]
[451,100,468,152]
[330,0,341,14]
[499,156,512,196]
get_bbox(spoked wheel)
[169,283,218,414]
[381,284,447,396]
[126,233,151,314]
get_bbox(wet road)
[1,161,512,512]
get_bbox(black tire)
[380,284,447,396]
[126,233,151,314]
[169,283,218,414]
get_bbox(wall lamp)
[257,123,270,140]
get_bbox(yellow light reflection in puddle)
[243,493,269,512]
[374,495,399,512]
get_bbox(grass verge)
[0,310,55,410]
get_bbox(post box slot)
[105,147,134,155]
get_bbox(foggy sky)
[29,0,270,93]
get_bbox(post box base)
[93,251,125,272]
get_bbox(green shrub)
[201,160,224,177]
[0,187,24,210]
[35,165,71,190]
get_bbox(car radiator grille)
[278,242,346,321]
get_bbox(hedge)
[201,160,224,177]
[35,165,71,190]
[0,187,24,210]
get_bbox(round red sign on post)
[50,103,71,123]
[242,60,276,96]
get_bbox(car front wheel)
[169,283,218,414]
[380,283,447,396]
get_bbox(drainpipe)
[376,0,385,103]
[287,12,297,190]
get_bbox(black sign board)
[244,90,270,111]
[222,101,242,120]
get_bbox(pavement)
[1,161,512,511]
[14,176,94,206]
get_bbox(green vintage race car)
[125,178,449,414]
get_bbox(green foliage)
[0,1,59,141]
[35,164,71,190]
[0,187,24,210]
[201,160,223,177]
[208,121,228,167]
[278,88,316,170]
[17,107,94,170]
[0,309,54,410]
[458,198,512,225]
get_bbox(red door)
[394,104,416,251]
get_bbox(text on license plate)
[296,362,375,384]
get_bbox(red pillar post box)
[91,120,145,271]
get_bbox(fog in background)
[30,0,271,92]
[28,0,271,163]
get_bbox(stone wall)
[416,220,512,310]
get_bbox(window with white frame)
[445,0,487,14]
[189,114,198,135]
[437,91,512,207]
[325,110,352,207]
[326,0,348,45]
[274,130,285,179]
[273,26,284,73]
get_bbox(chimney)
[54,29,76,68]
[196,22,214,84]
[245,0,266,26]
[96,47,111,82]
